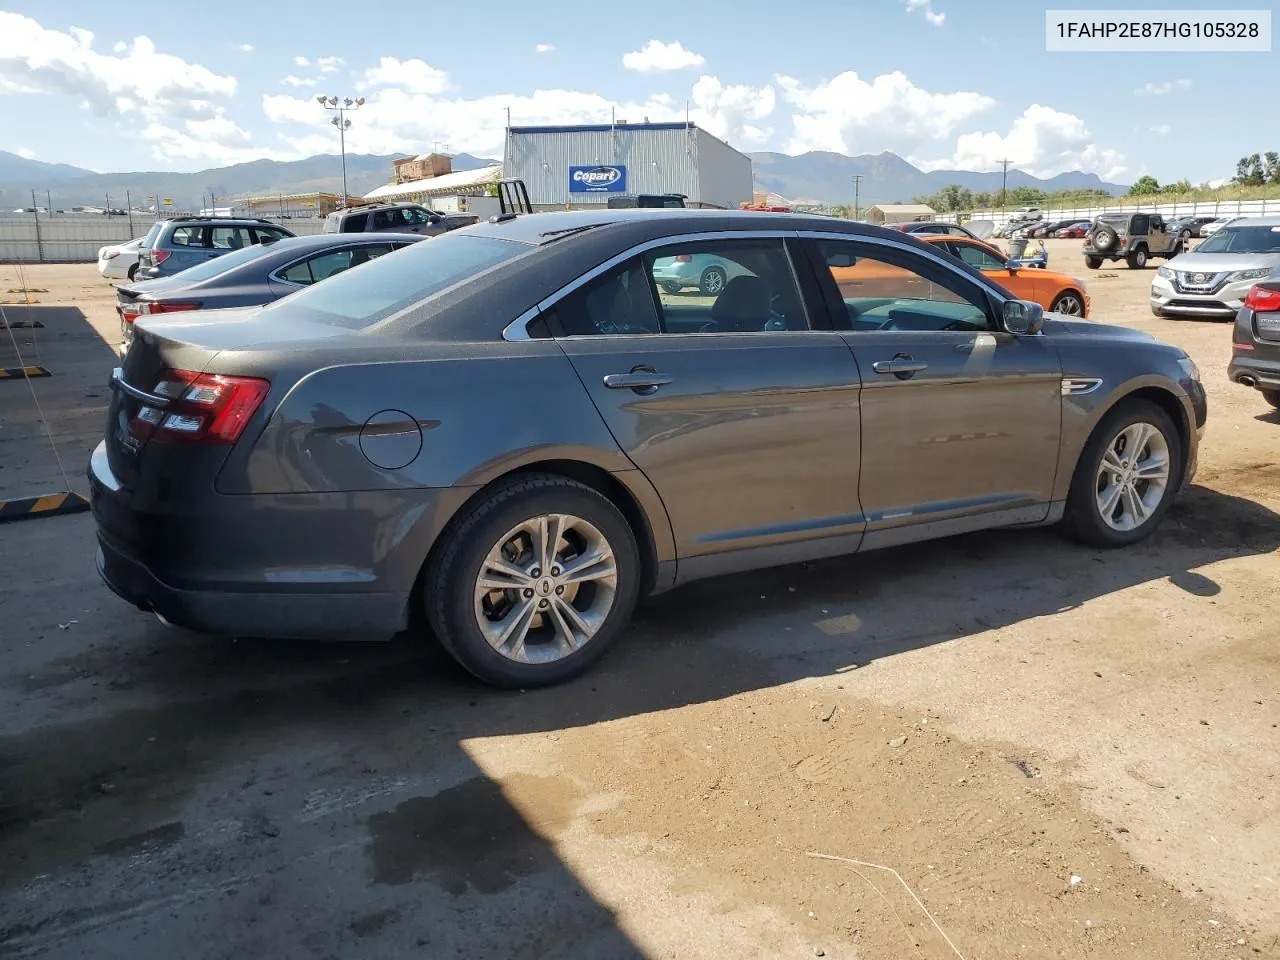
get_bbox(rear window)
[262,233,531,329]
[139,222,163,250]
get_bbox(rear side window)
[278,244,396,285]
[251,226,292,244]
[210,226,251,249]
[1131,215,1150,234]
[340,212,369,233]
[168,225,206,247]
[265,234,529,328]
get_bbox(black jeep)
[1083,212,1183,269]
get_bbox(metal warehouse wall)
[693,129,754,211]
[505,124,752,208]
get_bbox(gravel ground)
[0,244,1277,959]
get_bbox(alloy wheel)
[473,513,618,664]
[1053,294,1083,316]
[1094,421,1170,532]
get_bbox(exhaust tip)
[1238,374,1258,387]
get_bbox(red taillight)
[1244,284,1280,313]
[129,368,270,445]
[674,254,692,262]
[150,248,171,265]
[140,301,200,315]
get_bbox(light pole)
[317,95,365,207]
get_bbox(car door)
[803,234,1062,549]
[165,224,210,272]
[545,235,865,566]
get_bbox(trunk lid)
[106,307,360,489]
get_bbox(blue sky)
[0,0,1270,184]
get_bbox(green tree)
[1127,175,1161,196]
[1235,154,1265,186]
[1266,152,1280,184]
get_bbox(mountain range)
[0,148,1128,212]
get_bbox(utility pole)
[999,158,1011,214]
[318,95,365,207]
[852,175,863,221]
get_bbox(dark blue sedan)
[115,232,424,357]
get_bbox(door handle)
[603,372,674,393]
[871,359,928,375]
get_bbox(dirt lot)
[1,242,1277,959]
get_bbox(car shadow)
[1,482,1278,955]
[0,304,119,501]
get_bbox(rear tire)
[1263,388,1280,410]
[1061,399,1182,548]
[1085,256,1103,269]
[127,263,138,281]
[1127,246,1149,269]
[423,473,641,688]
[662,281,682,295]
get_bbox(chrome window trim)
[267,242,397,287]
[502,227,1017,342]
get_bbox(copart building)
[502,121,753,210]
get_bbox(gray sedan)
[90,209,1207,688]
[114,232,424,356]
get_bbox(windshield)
[166,241,277,282]
[1194,225,1280,255]
[264,233,531,329]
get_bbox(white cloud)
[622,40,705,72]
[238,43,254,53]
[1150,124,1171,135]
[16,146,37,159]
[316,56,344,74]
[282,75,316,88]
[112,41,127,53]
[920,103,1127,180]
[0,12,237,124]
[294,56,309,66]
[1207,177,1229,189]
[360,56,448,94]
[535,43,555,53]
[779,70,995,156]
[1137,79,1191,95]
[263,67,774,161]
[905,0,945,26]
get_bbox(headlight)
[1228,268,1271,283]
[1157,266,1173,279]
[1177,356,1200,381]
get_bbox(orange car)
[826,235,1089,318]
[917,234,1090,317]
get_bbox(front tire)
[1127,246,1149,269]
[127,263,138,281]
[1061,399,1182,548]
[423,474,641,688]
[1050,291,1085,316]
[1085,256,1103,269]
[661,281,682,295]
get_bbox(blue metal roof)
[507,122,695,135]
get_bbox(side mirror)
[1002,299,1044,335]
[1006,262,1019,274]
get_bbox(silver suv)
[1150,216,1280,320]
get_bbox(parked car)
[114,233,425,358]
[1083,212,1183,269]
[97,237,145,281]
[135,217,295,280]
[1168,215,1221,240]
[917,234,1090,316]
[1150,216,1280,320]
[1228,279,1280,410]
[323,202,478,236]
[893,221,987,241]
[1028,219,1071,239]
[1200,216,1242,238]
[1055,222,1090,239]
[91,209,1205,688]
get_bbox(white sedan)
[97,237,144,281]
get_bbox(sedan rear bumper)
[95,535,405,640]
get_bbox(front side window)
[813,239,993,333]
[949,241,1007,271]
